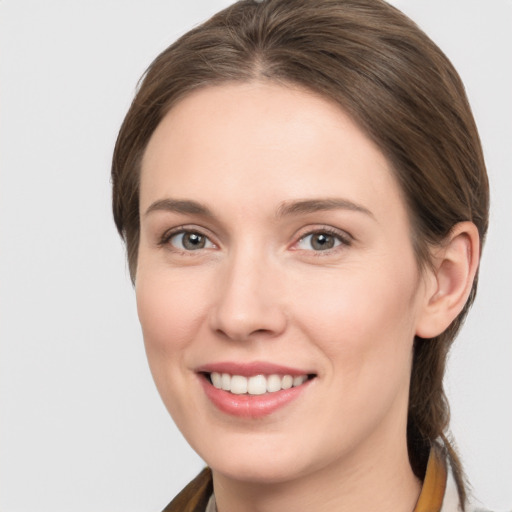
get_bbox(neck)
[212,432,421,512]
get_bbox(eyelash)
[158,226,215,254]
[293,227,352,255]
[158,226,352,255]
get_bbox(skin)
[136,82,466,512]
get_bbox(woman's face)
[137,83,431,483]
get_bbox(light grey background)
[1,1,510,511]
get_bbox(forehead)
[140,82,405,222]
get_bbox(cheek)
[134,267,212,424]
[135,267,207,361]
[292,260,421,384]
[297,262,418,333]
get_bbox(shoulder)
[439,447,501,512]
[443,462,507,512]
[465,498,509,512]
[466,507,502,512]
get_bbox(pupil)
[312,233,334,250]
[183,233,205,250]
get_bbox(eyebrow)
[145,198,214,218]
[144,197,374,220]
[276,198,374,219]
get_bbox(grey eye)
[297,232,342,251]
[170,231,213,251]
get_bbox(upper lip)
[195,361,314,377]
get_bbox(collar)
[414,444,448,512]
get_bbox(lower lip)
[199,376,311,418]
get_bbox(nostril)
[252,328,274,335]
[213,326,280,342]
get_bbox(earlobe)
[415,222,480,339]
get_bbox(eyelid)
[291,225,353,252]
[158,225,218,250]
[157,224,352,254]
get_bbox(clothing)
[162,445,492,512]
[162,467,212,512]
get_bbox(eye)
[166,230,215,251]
[296,230,348,251]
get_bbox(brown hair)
[112,0,489,505]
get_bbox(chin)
[209,457,307,484]
[190,429,326,485]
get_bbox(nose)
[208,249,287,342]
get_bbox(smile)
[197,363,316,417]
[208,372,309,395]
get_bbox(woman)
[112,0,491,510]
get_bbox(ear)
[415,222,480,339]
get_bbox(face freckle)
[136,82,429,484]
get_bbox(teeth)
[221,373,231,391]
[230,375,248,394]
[247,375,267,395]
[210,372,309,395]
[281,375,293,389]
[293,375,307,386]
[266,374,282,392]
[211,372,222,388]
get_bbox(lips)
[196,362,315,417]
